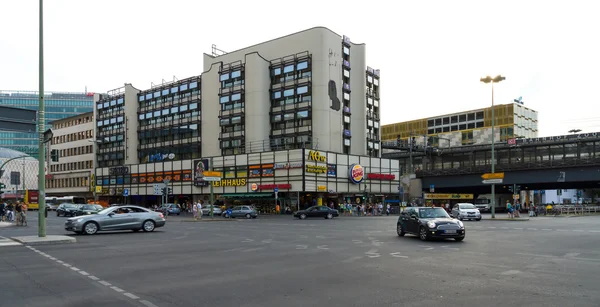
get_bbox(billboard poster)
[194,159,209,186]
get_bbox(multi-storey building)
[93,27,397,209]
[0,90,94,156]
[45,112,95,198]
[381,103,538,148]
[0,147,39,201]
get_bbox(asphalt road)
[1,212,600,307]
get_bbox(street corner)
[10,235,76,246]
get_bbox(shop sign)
[423,193,474,200]
[258,184,292,190]
[327,164,337,177]
[213,178,247,187]
[109,166,129,175]
[308,150,326,163]
[193,159,209,186]
[317,185,327,192]
[306,165,327,174]
[250,183,258,191]
[273,162,303,169]
[367,173,395,180]
[131,170,192,184]
[348,164,364,184]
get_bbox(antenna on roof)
[211,44,228,57]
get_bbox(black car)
[75,204,104,216]
[56,204,80,217]
[294,206,339,219]
[397,207,465,241]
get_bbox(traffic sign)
[482,179,503,184]
[203,171,222,177]
[153,184,161,195]
[274,187,279,193]
[429,184,435,193]
[481,173,504,180]
[123,188,129,197]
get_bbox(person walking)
[196,201,203,220]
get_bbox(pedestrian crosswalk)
[0,236,22,247]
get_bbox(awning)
[221,193,273,198]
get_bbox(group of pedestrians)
[339,202,391,216]
[0,201,28,225]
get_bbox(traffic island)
[11,235,76,245]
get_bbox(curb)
[10,235,77,246]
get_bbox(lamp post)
[37,0,47,237]
[480,75,506,219]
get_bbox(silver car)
[225,205,258,219]
[201,205,222,216]
[65,205,166,235]
[451,203,482,221]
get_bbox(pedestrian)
[506,200,513,219]
[196,201,203,220]
[192,201,198,220]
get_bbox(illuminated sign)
[131,170,192,184]
[273,162,303,169]
[367,173,395,180]
[348,164,364,184]
[258,184,291,190]
[251,183,258,191]
[308,150,326,162]
[213,179,247,187]
[317,186,327,192]
[306,165,327,174]
[424,193,474,200]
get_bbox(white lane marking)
[296,245,308,250]
[573,230,584,232]
[500,227,509,229]
[79,271,89,276]
[56,260,65,264]
[390,252,408,258]
[487,227,497,229]
[316,235,326,239]
[501,270,522,275]
[241,247,264,252]
[365,248,380,258]
[527,228,538,231]
[589,230,600,233]
[111,286,124,293]
[98,280,112,286]
[261,239,273,244]
[241,238,254,243]
[564,252,581,258]
[514,227,523,230]
[70,267,80,271]
[541,229,552,231]
[556,229,569,232]
[352,240,364,244]
[317,245,329,250]
[140,300,159,307]
[341,256,363,263]
[88,276,99,281]
[62,263,71,268]
[123,293,140,300]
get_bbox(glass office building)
[0,90,94,156]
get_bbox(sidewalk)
[0,221,14,228]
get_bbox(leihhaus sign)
[308,150,326,162]
[367,173,395,180]
[213,179,247,187]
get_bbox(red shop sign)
[258,184,292,190]
[367,173,395,180]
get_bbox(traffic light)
[161,187,167,196]
[411,136,416,150]
[0,182,4,195]
[508,185,514,193]
[168,188,173,195]
[51,149,59,162]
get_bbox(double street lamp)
[480,75,506,219]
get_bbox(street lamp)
[88,139,102,204]
[568,129,582,134]
[480,74,506,219]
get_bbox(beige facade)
[46,112,95,196]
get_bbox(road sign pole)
[37,0,47,237]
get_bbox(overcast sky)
[1,0,598,137]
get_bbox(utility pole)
[209,157,214,218]
[37,0,47,237]
[408,131,414,174]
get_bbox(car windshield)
[419,208,450,218]
[81,205,96,210]
[94,205,104,210]
[64,204,76,208]
[459,204,476,209]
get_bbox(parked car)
[397,207,465,241]
[75,204,104,216]
[294,206,339,219]
[474,203,490,212]
[46,202,58,211]
[65,205,166,235]
[451,203,482,221]
[56,204,80,217]
[155,203,181,215]
[201,205,222,216]
[224,206,258,219]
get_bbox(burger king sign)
[348,164,365,184]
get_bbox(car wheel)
[245,213,251,219]
[455,236,465,242]
[252,216,257,219]
[83,222,99,235]
[300,214,307,220]
[142,220,156,232]
[326,213,333,219]
[458,216,463,221]
[397,225,405,237]
[419,226,429,241]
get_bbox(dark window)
[427,119,434,127]
[459,124,466,130]
[435,128,442,133]
[428,129,435,134]
[476,121,484,128]
[476,111,484,120]
[435,118,442,126]
[468,113,475,121]
[451,116,458,124]
[467,123,475,129]
[459,114,467,122]
[443,117,450,125]
[443,126,450,132]
[451,125,458,131]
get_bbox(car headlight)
[457,220,464,228]
[427,221,436,229]
[75,218,85,223]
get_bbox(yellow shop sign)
[306,165,327,174]
[308,150,326,162]
[213,179,247,187]
[423,193,474,200]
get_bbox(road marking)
[365,248,380,258]
[261,239,273,244]
[541,229,552,231]
[88,275,99,281]
[140,300,159,307]
[517,252,555,258]
[241,238,254,243]
[123,293,140,300]
[572,230,584,232]
[500,227,509,229]
[589,230,600,233]
[316,235,326,239]
[527,228,538,231]
[296,245,308,249]
[110,286,125,293]
[514,227,523,230]
[341,256,363,263]
[317,245,329,250]
[390,252,408,258]
[487,227,497,229]
[70,266,80,271]
[79,271,89,276]
[56,260,65,264]
[352,240,364,244]
[242,247,264,252]
[62,263,71,268]
[99,280,112,286]
[556,229,569,232]
[564,252,581,258]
